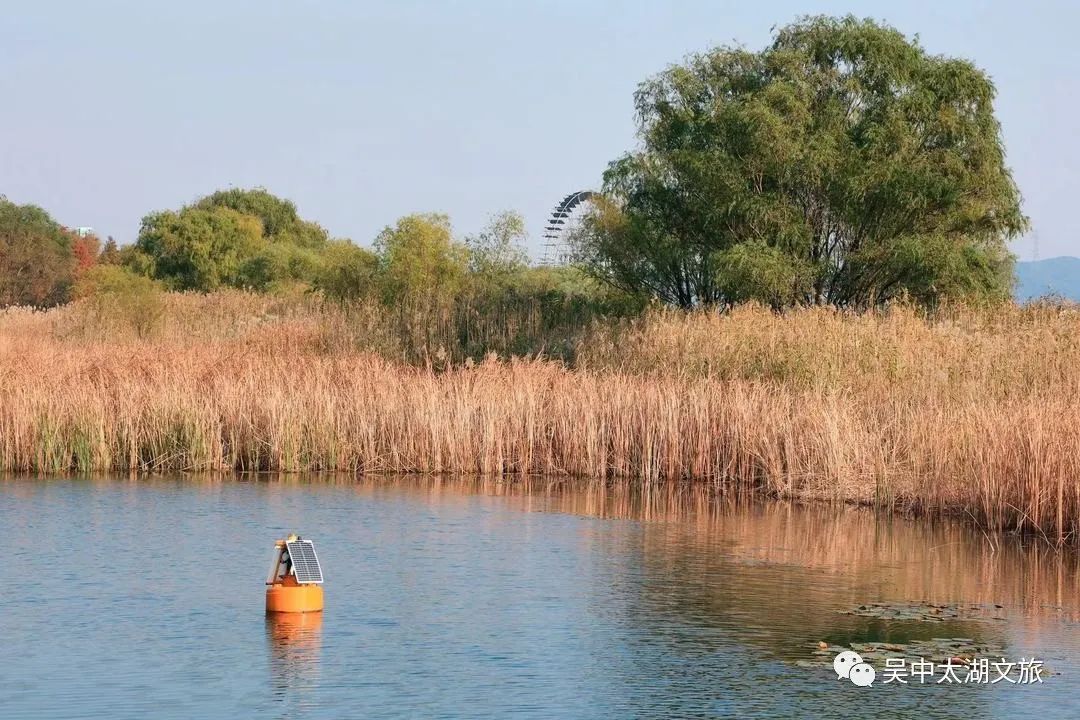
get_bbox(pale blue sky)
[1,0,1075,259]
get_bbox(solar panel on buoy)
[285,539,324,584]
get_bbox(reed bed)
[3,294,1080,540]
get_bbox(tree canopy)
[465,210,529,285]
[194,188,329,249]
[0,186,641,359]
[0,197,78,307]
[575,15,1027,309]
[132,206,265,291]
[125,189,585,312]
[375,213,469,304]
[314,240,380,304]
[130,188,332,291]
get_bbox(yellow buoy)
[265,534,324,614]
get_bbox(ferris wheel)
[540,190,597,265]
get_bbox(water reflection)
[318,475,1080,616]
[4,474,1080,718]
[338,477,1080,701]
[266,612,323,702]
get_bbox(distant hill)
[1015,257,1080,302]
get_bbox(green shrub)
[75,265,165,338]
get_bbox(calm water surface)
[3,476,1080,719]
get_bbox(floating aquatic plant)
[840,602,1007,623]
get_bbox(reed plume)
[3,293,1079,539]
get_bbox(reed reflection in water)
[3,474,1080,718]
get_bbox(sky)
[1,0,1076,260]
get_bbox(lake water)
[3,476,1080,719]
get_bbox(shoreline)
[4,294,1080,542]
[2,469,1070,550]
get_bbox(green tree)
[74,265,165,337]
[465,210,528,288]
[0,197,75,307]
[375,213,469,304]
[714,240,814,309]
[132,206,266,291]
[195,188,329,249]
[576,15,1026,309]
[314,240,380,303]
[119,245,157,278]
[238,242,325,292]
[131,188,335,291]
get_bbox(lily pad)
[840,601,1006,623]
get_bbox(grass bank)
[2,292,1079,540]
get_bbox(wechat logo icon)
[834,651,876,687]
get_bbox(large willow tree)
[577,16,1027,309]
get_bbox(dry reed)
[3,293,1080,540]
